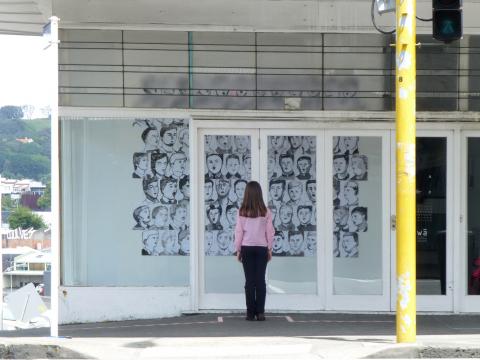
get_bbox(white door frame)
[194,120,329,311]
[390,129,454,312]
[259,128,325,311]
[459,130,480,312]
[325,130,391,311]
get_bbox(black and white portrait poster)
[204,135,251,256]
[267,136,317,257]
[131,118,190,256]
[332,136,369,258]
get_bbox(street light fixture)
[375,0,395,14]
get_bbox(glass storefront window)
[266,135,317,294]
[61,117,190,287]
[203,135,251,293]
[332,136,383,295]
[192,33,256,110]
[416,138,447,295]
[60,30,480,111]
[467,138,480,295]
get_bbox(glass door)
[326,131,391,311]
[198,128,259,309]
[199,127,324,311]
[259,129,324,310]
[460,132,480,312]
[390,130,453,311]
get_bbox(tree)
[1,194,17,211]
[37,182,51,210]
[0,105,23,120]
[0,116,50,180]
[0,117,26,136]
[8,206,46,230]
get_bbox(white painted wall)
[59,286,191,324]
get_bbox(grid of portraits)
[267,136,317,257]
[131,118,190,256]
[204,135,251,256]
[332,136,369,258]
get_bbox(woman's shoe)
[256,313,266,321]
[245,313,255,321]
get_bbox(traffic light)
[433,0,463,43]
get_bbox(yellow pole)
[396,0,416,343]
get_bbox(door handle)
[391,215,396,231]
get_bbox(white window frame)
[459,130,480,312]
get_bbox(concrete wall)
[59,287,191,324]
[4,1,480,41]
[2,238,51,250]
[52,0,480,35]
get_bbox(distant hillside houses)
[15,137,34,144]
[2,247,51,290]
[1,177,46,196]
[1,177,47,215]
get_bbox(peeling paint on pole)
[397,50,412,70]
[397,272,411,309]
[397,143,416,178]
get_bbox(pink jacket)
[234,209,275,252]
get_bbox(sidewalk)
[1,313,480,359]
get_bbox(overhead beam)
[0,18,45,24]
[0,0,50,35]
[0,21,44,34]
[0,1,37,4]
[0,11,42,14]
[0,28,40,35]
[36,0,52,21]
[51,0,480,34]
[1,0,480,35]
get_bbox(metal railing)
[58,31,480,111]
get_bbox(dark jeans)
[241,245,268,316]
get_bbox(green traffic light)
[432,0,462,42]
[432,8,462,42]
[441,20,455,35]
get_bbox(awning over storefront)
[0,0,50,36]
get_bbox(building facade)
[3,249,51,289]
[3,0,480,323]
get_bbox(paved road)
[3,313,480,338]
[1,313,480,359]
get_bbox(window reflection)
[468,138,480,295]
[416,138,447,295]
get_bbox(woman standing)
[234,181,275,321]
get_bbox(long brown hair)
[239,181,267,218]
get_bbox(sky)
[0,34,54,113]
